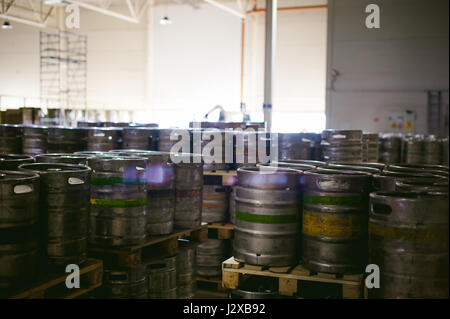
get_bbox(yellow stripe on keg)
[302,210,363,238]
[369,223,446,243]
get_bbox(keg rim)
[323,164,380,174]
[0,154,34,161]
[304,168,372,178]
[388,164,449,172]
[0,169,40,180]
[18,162,92,174]
[370,191,449,200]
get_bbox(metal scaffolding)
[40,30,87,116]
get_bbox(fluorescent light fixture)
[42,0,68,6]
[159,16,172,25]
[1,21,13,29]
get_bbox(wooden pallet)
[203,170,237,186]
[196,275,227,292]
[207,223,234,239]
[9,259,103,299]
[222,257,364,299]
[89,224,208,267]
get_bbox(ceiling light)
[1,21,13,30]
[159,16,172,25]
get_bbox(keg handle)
[68,177,85,185]
[107,272,129,281]
[13,184,34,194]
[371,203,392,215]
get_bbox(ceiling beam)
[204,0,246,19]
[65,0,140,23]
[0,12,47,28]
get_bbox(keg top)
[0,154,34,161]
[273,159,327,167]
[322,129,363,140]
[370,191,448,201]
[395,179,449,193]
[381,169,447,179]
[388,164,449,172]
[237,166,302,189]
[74,151,110,156]
[19,162,91,174]
[262,162,316,171]
[0,170,39,182]
[35,153,92,162]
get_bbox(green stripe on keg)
[91,177,140,186]
[235,211,297,224]
[90,198,147,207]
[303,194,362,206]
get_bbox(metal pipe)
[0,13,47,28]
[248,5,327,14]
[240,18,245,105]
[203,0,246,19]
[64,0,139,23]
[263,0,276,131]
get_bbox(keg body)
[122,127,157,150]
[0,171,40,289]
[0,124,22,154]
[202,185,229,223]
[47,127,86,153]
[97,265,148,299]
[19,163,91,268]
[177,240,197,299]
[148,256,178,299]
[363,133,379,162]
[302,170,372,274]
[197,239,228,277]
[22,125,48,155]
[369,192,449,298]
[174,155,203,229]
[86,127,122,151]
[233,167,301,267]
[321,130,363,163]
[88,157,147,246]
[378,134,402,164]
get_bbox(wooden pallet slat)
[10,259,103,299]
[222,257,364,299]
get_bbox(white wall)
[326,0,449,134]
[0,0,328,130]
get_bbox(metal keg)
[88,156,147,246]
[77,121,101,128]
[362,133,379,162]
[423,135,442,165]
[378,134,402,164]
[191,129,231,171]
[277,133,310,160]
[229,276,279,299]
[122,127,158,150]
[177,239,197,299]
[321,130,363,162]
[395,179,449,193]
[234,131,260,168]
[148,255,178,299]
[19,163,91,268]
[373,170,445,191]
[99,122,130,128]
[118,151,175,236]
[0,124,22,154]
[197,239,228,277]
[86,127,123,151]
[233,167,301,267]
[0,170,40,289]
[22,125,48,155]
[266,161,316,171]
[173,153,203,229]
[47,127,86,153]
[157,128,187,153]
[302,169,372,274]
[403,135,425,164]
[369,192,449,298]
[35,153,91,165]
[0,154,34,170]
[97,265,148,298]
[229,186,236,225]
[74,151,110,157]
[202,185,229,223]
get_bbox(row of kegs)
[0,150,205,293]
[230,160,449,299]
[97,239,197,299]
